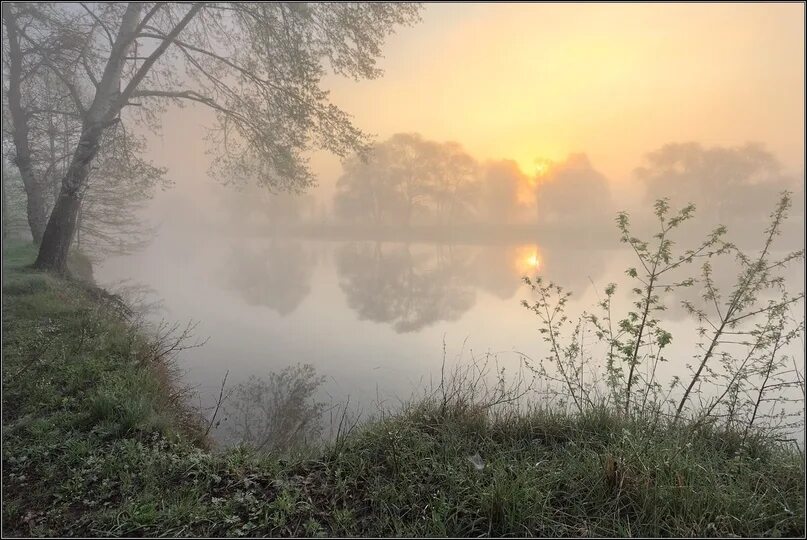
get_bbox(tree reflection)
[520,243,609,301]
[223,364,327,452]
[468,245,528,300]
[226,240,315,315]
[335,240,610,332]
[335,242,476,332]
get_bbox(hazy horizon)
[128,2,804,223]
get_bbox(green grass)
[2,240,804,537]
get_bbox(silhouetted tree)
[636,142,801,229]
[334,147,400,225]
[477,160,532,224]
[536,153,614,225]
[430,142,479,225]
[335,134,480,227]
[219,183,316,232]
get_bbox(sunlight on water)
[516,245,542,274]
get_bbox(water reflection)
[524,241,609,295]
[469,245,535,300]
[85,128,806,452]
[226,240,316,315]
[660,247,805,323]
[220,238,613,333]
[335,242,476,333]
[222,364,327,452]
[333,241,609,333]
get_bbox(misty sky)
[143,2,805,216]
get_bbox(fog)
[4,2,804,449]
[90,124,804,446]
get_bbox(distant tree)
[335,134,430,226]
[636,142,801,227]
[335,133,480,227]
[1,2,422,273]
[385,134,442,226]
[430,142,479,225]
[477,160,531,224]
[218,183,316,232]
[536,153,613,225]
[1,155,29,240]
[334,149,397,225]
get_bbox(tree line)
[331,133,802,231]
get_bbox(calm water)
[95,222,805,449]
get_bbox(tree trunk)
[34,2,145,274]
[33,190,82,273]
[75,202,82,250]
[2,160,7,240]
[3,3,48,243]
[20,167,48,244]
[34,123,104,274]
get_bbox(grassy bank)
[2,241,804,537]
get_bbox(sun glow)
[515,158,552,206]
[515,245,542,274]
[533,159,551,178]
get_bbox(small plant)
[613,199,730,415]
[521,279,591,414]
[674,193,804,427]
[524,192,804,441]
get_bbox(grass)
[2,240,804,537]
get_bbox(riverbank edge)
[2,240,804,537]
